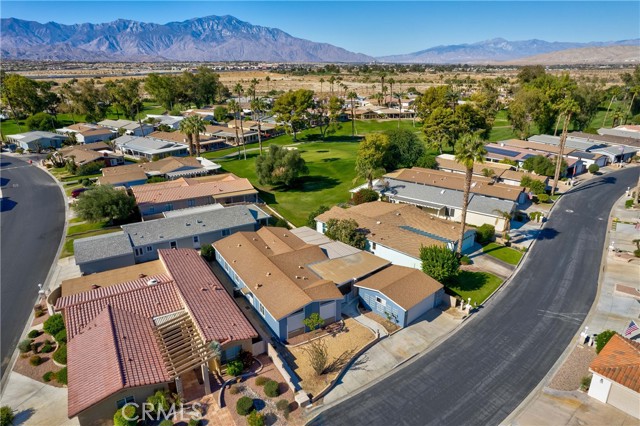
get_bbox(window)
[371,242,377,250]
[146,246,152,252]
[135,248,143,256]
[149,206,155,214]
[166,203,173,211]
[193,236,199,243]
[222,229,230,237]
[116,396,134,409]
[259,303,265,317]
[187,199,196,207]
[375,296,386,306]
[170,241,177,249]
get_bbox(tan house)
[148,131,228,152]
[57,123,115,144]
[59,143,124,167]
[98,156,212,187]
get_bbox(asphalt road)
[310,167,639,426]
[0,155,65,380]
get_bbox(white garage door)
[287,310,305,337]
[320,301,336,322]
[607,383,640,418]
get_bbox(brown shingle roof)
[391,167,523,201]
[98,169,148,186]
[436,157,509,178]
[498,139,572,155]
[590,334,640,392]
[131,174,257,205]
[354,265,443,311]
[100,156,203,177]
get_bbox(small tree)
[74,185,136,223]
[304,339,329,376]
[264,380,280,397]
[352,188,379,205]
[588,164,600,174]
[255,144,308,188]
[236,396,254,416]
[383,128,425,170]
[595,330,616,354]
[146,390,170,414]
[1,406,14,426]
[200,245,215,261]
[306,205,329,228]
[43,313,65,336]
[303,313,325,334]
[415,154,438,169]
[247,410,265,426]
[520,176,547,195]
[420,245,460,283]
[355,133,389,188]
[324,218,367,249]
[113,405,137,426]
[475,224,495,244]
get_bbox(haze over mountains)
[1,15,638,64]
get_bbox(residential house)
[55,249,258,425]
[587,334,640,419]
[149,130,228,152]
[57,123,115,144]
[571,131,640,150]
[228,120,282,138]
[213,227,391,341]
[114,135,189,160]
[59,143,124,167]
[436,154,549,187]
[7,131,67,151]
[529,133,638,164]
[496,139,608,170]
[146,115,185,130]
[484,143,585,175]
[598,125,640,141]
[315,201,476,269]
[73,204,269,274]
[204,124,259,146]
[97,156,218,187]
[131,173,258,218]
[355,265,444,327]
[97,119,153,137]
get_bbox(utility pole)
[551,112,572,197]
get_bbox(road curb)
[0,161,68,394]
[501,176,632,425]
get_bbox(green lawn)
[67,220,109,236]
[482,242,523,265]
[448,271,503,305]
[61,228,121,258]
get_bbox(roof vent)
[295,275,301,279]
[197,219,203,224]
[265,245,270,249]
[138,273,146,278]
[237,244,242,247]
[186,222,191,226]
[298,265,304,269]
[376,221,381,225]
[91,284,100,290]
[283,234,288,237]
[255,283,262,289]
[147,279,158,286]
[440,189,445,194]
[266,272,271,276]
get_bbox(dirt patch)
[362,311,399,333]
[219,355,303,426]
[548,345,597,391]
[13,329,64,387]
[287,318,375,397]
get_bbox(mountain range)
[1,16,638,64]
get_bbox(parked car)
[71,188,88,198]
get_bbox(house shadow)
[0,162,12,168]
[0,177,9,186]
[1,197,17,212]
[567,176,617,194]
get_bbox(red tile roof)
[59,249,257,418]
[590,334,640,393]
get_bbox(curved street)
[310,167,639,426]
[0,155,65,380]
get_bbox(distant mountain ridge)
[0,16,374,62]
[377,37,640,64]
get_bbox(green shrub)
[27,329,41,339]
[43,314,65,337]
[1,406,14,426]
[55,367,68,385]
[460,255,471,265]
[29,355,43,366]
[635,249,640,258]
[41,342,53,353]
[264,380,279,397]
[236,396,254,416]
[77,162,102,176]
[626,199,635,209]
[226,360,244,377]
[43,371,54,382]
[113,405,137,426]
[420,245,460,284]
[229,384,241,395]
[306,205,329,228]
[276,399,290,412]
[580,375,592,391]
[146,390,170,414]
[34,306,45,318]
[18,339,33,353]
[159,420,173,426]
[537,193,550,203]
[247,410,265,426]
[352,188,379,205]
[595,330,617,354]
[255,376,269,386]
[55,329,67,344]
[200,245,215,261]
[475,224,495,244]
[588,164,599,174]
[188,419,201,426]
[53,344,67,365]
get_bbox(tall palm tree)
[250,78,260,101]
[347,91,358,137]
[394,91,406,128]
[265,75,271,93]
[329,76,336,94]
[387,78,395,106]
[493,209,513,235]
[454,133,487,254]
[319,78,325,95]
[234,83,244,103]
[551,98,580,196]
[228,99,241,158]
[179,117,195,156]
[251,97,268,155]
[190,115,206,156]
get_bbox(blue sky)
[2,1,639,56]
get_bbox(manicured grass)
[67,221,109,236]
[482,242,523,265]
[69,217,85,224]
[60,228,121,258]
[448,271,503,305]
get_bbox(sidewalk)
[321,308,460,405]
[342,301,388,338]
[0,372,78,426]
[467,243,514,279]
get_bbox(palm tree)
[179,117,195,156]
[234,83,244,103]
[228,99,241,157]
[265,75,271,93]
[551,98,580,197]
[394,91,406,128]
[319,78,325,95]
[493,209,513,235]
[454,133,487,254]
[250,78,260,100]
[482,167,496,180]
[387,78,395,106]
[190,115,206,156]
[347,91,358,137]
[354,161,386,189]
[329,76,336,94]
[251,97,268,155]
